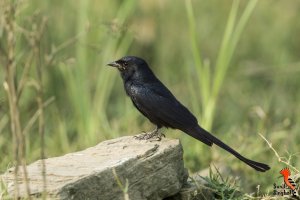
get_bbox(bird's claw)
[149,132,165,141]
[134,131,165,141]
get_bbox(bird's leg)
[134,126,165,141]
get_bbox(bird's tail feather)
[187,126,270,172]
[185,127,213,146]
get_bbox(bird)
[280,168,297,193]
[107,56,270,172]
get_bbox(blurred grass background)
[1,0,300,195]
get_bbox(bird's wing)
[130,83,198,129]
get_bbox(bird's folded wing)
[131,84,198,129]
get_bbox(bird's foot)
[134,128,165,141]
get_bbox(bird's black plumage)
[108,56,270,172]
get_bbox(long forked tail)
[186,126,270,172]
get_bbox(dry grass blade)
[2,2,32,199]
[1,1,52,198]
[259,133,299,173]
[112,168,130,200]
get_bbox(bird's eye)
[123,61,128,66]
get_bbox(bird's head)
[107,56,146,71]
[107,56,154,82]
[280,168,291,177]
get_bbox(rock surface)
[1,136,188,200]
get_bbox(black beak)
[107,61,120,68]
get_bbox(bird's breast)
[124,82,140,96]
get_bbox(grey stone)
[1,136,188,200]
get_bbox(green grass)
[1,0,300,197]
[200,167,243,199]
